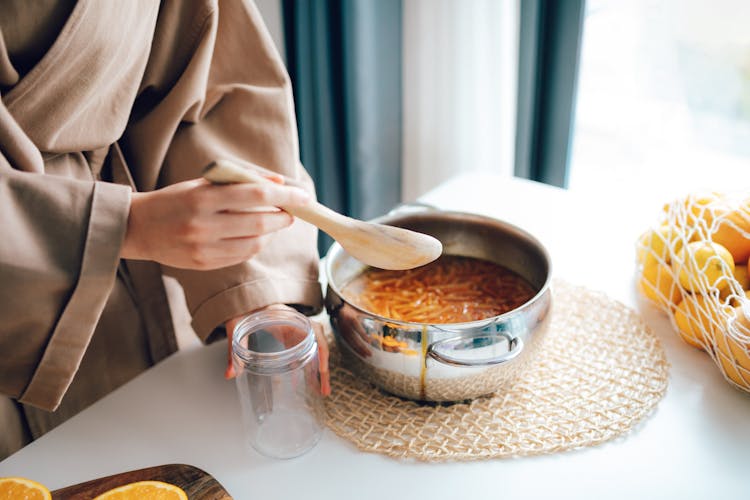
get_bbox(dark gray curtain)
[515,0,585,187]
[282,0,403,254]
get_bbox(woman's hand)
[120,176,310,270]
[224,305,331,396]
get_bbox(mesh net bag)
[635,191,750,391]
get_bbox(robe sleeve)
[120,0,323,343]
[0,102,131,411]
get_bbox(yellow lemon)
[714,330,750,390]
[676,241,735,292]
[636,226,687,266]
[664,191,723,228]
[711,203,750,264]
[732,264,750,290]
[672,294,730,350]
[638,261,682,308]
[719,264,750,304]
[0,477,51,500]
[722,304,750,372]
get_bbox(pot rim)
[324,208,553,329]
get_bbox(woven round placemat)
[323,279,669,461]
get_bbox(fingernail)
[267,173,285,184]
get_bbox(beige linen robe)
[0,0,323,459]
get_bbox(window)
[569,0,750,197]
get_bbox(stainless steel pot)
[324,208,552,402]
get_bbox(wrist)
[120,191,149,261]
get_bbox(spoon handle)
[201,160,346,237]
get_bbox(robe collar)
[2,0,159,153]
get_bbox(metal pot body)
[325,209,552,402]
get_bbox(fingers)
[202,181,311,213]
[225,339,237,380]
[225,316,243,380]
[263,172,285,184]
[313,322,331,397]
[210,210,294,240]
[174,211,292,260]
[172,235,271,270]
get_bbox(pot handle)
[427,332,523,367]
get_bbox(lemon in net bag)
[636,191,750,391]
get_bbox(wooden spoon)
[202,160,443,270]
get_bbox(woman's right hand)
[120,176,311,270]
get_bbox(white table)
[2,174,749,499]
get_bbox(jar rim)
[232,309,316,371]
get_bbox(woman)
[0,0,326,459]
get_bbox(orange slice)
[0,477,51,500]
[93,480,187,500]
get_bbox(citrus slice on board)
[92,480,187,500]
[0,477,51,500]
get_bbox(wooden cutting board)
[51,463,232,499]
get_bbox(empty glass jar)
[232,309,325,459]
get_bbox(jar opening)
[242,326,308,354]
[232,310,316,372]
